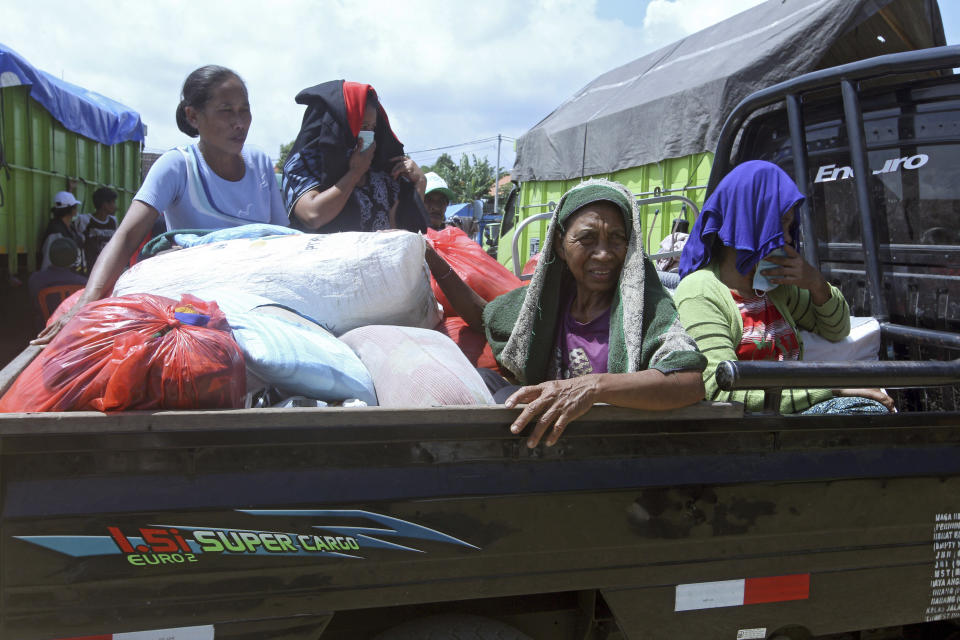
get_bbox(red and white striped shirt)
[731,290,800,362]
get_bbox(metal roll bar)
[716,359,960,414]
[511,212,552,279]
[708,44,960,339]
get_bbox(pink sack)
[340,325,494,407]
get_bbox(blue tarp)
[444,203,473,221]
[0,43,144,145]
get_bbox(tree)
[424,153,457,180]
[422,153,495,204]
[276,140,294,171]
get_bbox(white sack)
[800,316,881,362]
[340,325,495,408]
[114,232,441,335]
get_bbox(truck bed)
[2,398,959,639]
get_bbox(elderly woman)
[283,80,428,233]
[428,179,706,447]
[673,160,893,414]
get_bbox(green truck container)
[502,0,945,271]
[0,43,144,274]
[500,153,712,271]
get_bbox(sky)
[2,0,959,175]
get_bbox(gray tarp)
[513,0,945,182]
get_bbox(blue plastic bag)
[228,308,377,406]
[173,224,301,248]
[188,288,377,405]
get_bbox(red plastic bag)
[426,227,523,316]
[435,316,502,374]
[522,254,540,277]
[1,294,246,413]
[46,287,85,327]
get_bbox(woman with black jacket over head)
[282,80,428,233]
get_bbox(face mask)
[357,130,375,151]
[752,247,786,293]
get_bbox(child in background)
[74,187,118,274]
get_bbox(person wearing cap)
[28,236,88,328]
[38,191,84,272]
[423,172,455,231]
[74,186,119,274]
[424,179,706,448]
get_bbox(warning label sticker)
[675,574,809,612]
[925,512,960,622]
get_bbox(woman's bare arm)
[292,141,374,230]
[506,370,705,448]
[424,246,487,332]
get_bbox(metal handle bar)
[717,359,960,391]
[511,212,553,278]
[716,358,960,414]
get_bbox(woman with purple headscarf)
[673,161,893,414]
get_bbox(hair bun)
[175,100,199,137]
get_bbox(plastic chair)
[37,284,84,321]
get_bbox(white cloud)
[0,0,767,172]
[642,0,766,46]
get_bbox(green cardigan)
[674,266,850,413]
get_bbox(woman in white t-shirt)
[34,65,287,344]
